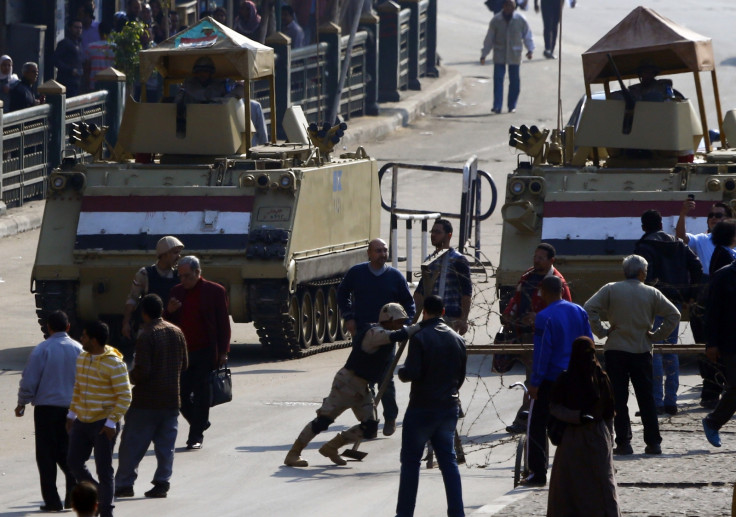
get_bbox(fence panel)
[418,0,429,77]
[290,42,329,124]
[2,104,51,208]
[338,31,368,120]
[398,8,411,91]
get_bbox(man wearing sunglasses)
[676,199,732,272]
[676,199,733,409]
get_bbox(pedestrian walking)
[166,255,230,450]
[702,260,736,448]
[634,209,702,415]
[480,0,534,114]
[547,336,620,517]
[523,275,592,487]
[395,295,467,517]
[533,0,575,59]
[584,254,680,456]
[67,320,132,517]
[16,310,82,512]
[115,294,188,499]
[283,303,420,467]
[337,238,415,437]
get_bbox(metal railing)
[64,91,108,164]
[290,41,330,123]
[398,8,411,91]
[2,104,51,208]
[338,31,368,119]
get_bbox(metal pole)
[327,0,364,124]
[390,164,399,267]
[406,218,413,284]
[421,218,428,262]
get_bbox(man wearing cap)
[284,303,423,467]
[122,236,184,342]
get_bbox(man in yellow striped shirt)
[66,321,131,517]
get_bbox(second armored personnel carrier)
[31,18,380,357]
[497,7,736,330]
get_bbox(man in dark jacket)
[54,19,84,97]
[8,62,40,112]
[703,261,736,447]
[165,255,230,450]
[115,294,188,498]
[395,295,466,517]
[634,209,703,415]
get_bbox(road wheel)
[337,305,351,341]
[300,290,314,348]
[325,286,340,342]
[312,287,326,345]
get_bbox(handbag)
[546,414,567,446]
[209,365,233,407]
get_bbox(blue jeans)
[396,406,464,517]
[652,314,680,407]
[493,64,520,112]
[115,408,179,488]
[67,419,119,517]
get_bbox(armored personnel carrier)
[31,19,379,357]
[497,7,736,323]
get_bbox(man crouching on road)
[395,295,467,517]
[284,303,422,467]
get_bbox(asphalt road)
[2,1,735,515]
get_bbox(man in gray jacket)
[584,255,680,456]
[480,0,534,114]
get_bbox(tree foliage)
[107,21,148,87]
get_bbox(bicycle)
[509,382,530,487]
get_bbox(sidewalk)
[0,68,463,240]
[471,395,735,516]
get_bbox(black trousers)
[527,379,552,478]
[604,350,662,447]
[541,0,563,53]
[180,347,213,445]
[707,353,736,429]
[34,405,76,507]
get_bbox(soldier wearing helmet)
[283,303,422,468]
[122,236,184,342]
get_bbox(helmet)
[378,303,408,323]
[156,236,184,256]
[192,56,215,73]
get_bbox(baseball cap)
[156,236,184,256]
[378,303,408,322]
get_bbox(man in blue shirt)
[524,276,592,487]
[337,238,415,436]
[16,311,83,512]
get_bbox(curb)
[0,207,43,239]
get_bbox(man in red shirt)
[166,255,230,450]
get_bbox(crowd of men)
[501,202,736,492]
[16,219,472,517]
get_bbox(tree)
[107,21,149,90]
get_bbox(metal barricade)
[417,0,429,77]
[2,104,52,208]
[398,8,411,91]
[391,212,441,285]
[378,157,498,262]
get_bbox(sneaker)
[664,405,678,415]
[702,418,722,447]
[519,473,546,487]
[383,419,396,436]
[644,444,662,455]
[508,108,516,113]
[144,482,170,498]
[506,421,526,434]
[39,504,63,512]
[613,443,633,456]
[114,486,134,498]
[491,108,502,114]
[186,442,203,450]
